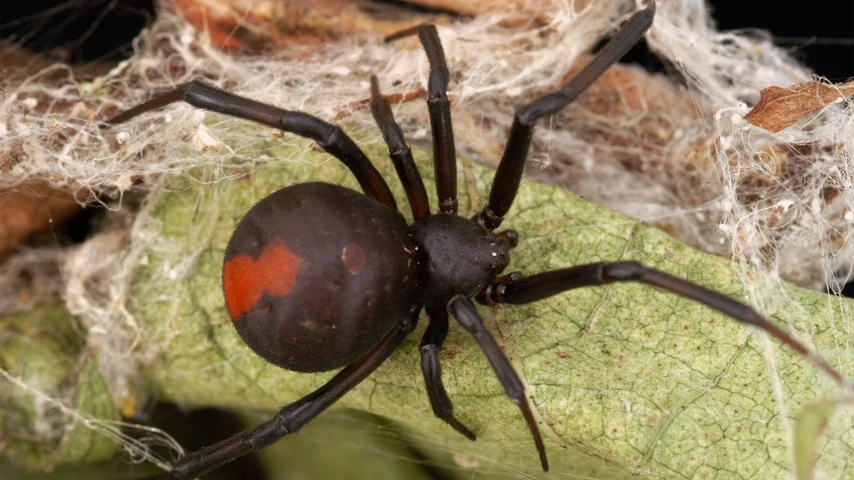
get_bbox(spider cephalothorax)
[410,213,511,307]
[103,2,851,478]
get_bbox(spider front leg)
[140,306,421,480]
[103,80,397,210]
[478,262,854,391]
[475,2,656,230]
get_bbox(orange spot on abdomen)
[342,244,367,275]
[223,238,302,320]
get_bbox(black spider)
[103,2,849,478]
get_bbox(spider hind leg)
[104,80,397,210]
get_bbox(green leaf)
[794,397,854,480]
[127,128,853,479]
[256,409,457,480]
[0,306,118,471]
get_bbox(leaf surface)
[130,130,854,478]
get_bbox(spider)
[103,2,849,478]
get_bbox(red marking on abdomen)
[342,244,367,275]
[223,238,302,320]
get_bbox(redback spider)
[103,2,851,478]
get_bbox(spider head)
[410,213,510,308]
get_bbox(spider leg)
[103,80,397,210]
[419,308,476,440]
[370,76,431,219]
[141,305,422,480]
[474,2,656,230]
[417,25,458,214]
[447,295,549,472]
[389,24,457,213]
[478,261,854,390]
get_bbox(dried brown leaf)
[744,81,854,133]
[174,0,456,52]
[0,184,83,260]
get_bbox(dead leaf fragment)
[744,81,854,133]
[174,0,455,52]
[0,184,83,260]
[0,141,28,173]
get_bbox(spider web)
[1,0,852,478]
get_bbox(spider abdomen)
[222,182,416,372]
